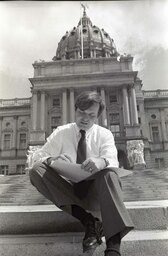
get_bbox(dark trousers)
[29,162,134,240]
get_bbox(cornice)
[29,71,138,83]
[32,57,119,68]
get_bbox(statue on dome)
[80,2,88,14]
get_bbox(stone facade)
[142,90,168,168]
[1,80,168,174]
[0,98,30,174]
[1,11,168,174]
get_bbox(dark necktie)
[76,130,86,164]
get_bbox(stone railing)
[26,145,45,170]
[143,90,168,98]
[0,98,31,107]
[33,57,122,78]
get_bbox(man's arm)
[81,128,119,174]
[99,128,119,167]
[30,128,62,167]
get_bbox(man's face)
[75,103,99,131]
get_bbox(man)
[29,91,134,256]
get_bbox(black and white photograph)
[0,1,168,255]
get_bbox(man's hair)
[75,91,105,117]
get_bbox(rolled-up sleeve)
[30,128,62,167]
[99,129,119,168]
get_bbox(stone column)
[32,92,38,130]
[40,91,45,131]
[0,117,3,150]
[62,89,67,124]
[100,88,107,126]
[12,116,18,148]
[70,88,75,122]
[77,51,80,59]
[122,87,131,125]
[92,50,96,58]
[160,108,167,141]
[130,86,139,125]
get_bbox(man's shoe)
[104,248,121,256]
[83,217,103,252]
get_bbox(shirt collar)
[74,123,96,137]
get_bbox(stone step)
[1,168,168,206]
[0,200,167,235]
[0,230,168,256]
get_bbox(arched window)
[19,133,27,148]
[4,134,11,149]
[21,121,26,126]
[6,122,10,127]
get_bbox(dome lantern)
[53,9,119,61]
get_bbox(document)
[50,160,90,182]
[50,159,132,183]
[109,167,132,178]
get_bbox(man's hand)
[56,154,72,163]
[47,154,72,166]
[81,157,106,174]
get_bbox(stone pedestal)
[29,131,46,146]
[125,125,141,137]
[127,140,146,169]
[27,145,43,169]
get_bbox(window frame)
[151,126,160,143]
[155,158,164,169]
[0,165,9,175]
[109,94,118,104]
[16,164,26,175]
[3,133,11,150]
[19,133,27,149]
[110,124,120,137]
[52,97,61,107]
[109,112,120,124]
[51,116,61,131]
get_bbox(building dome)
[53,9,118,61]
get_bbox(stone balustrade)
[0,98,30,107]
[33,57,130,78]
[143,90,168,98]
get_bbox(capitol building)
[0,9,168,175]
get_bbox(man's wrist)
[102,158,109,168]
[46,157,53,166]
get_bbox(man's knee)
[95,169,122,188]
[29,162,47,184]
[97,168,118,179]
[29,166,39,186]
[29,167,37,180]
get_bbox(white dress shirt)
[32,123,119,168]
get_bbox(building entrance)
[118,150,130,169]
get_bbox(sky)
[0,0,168,99]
